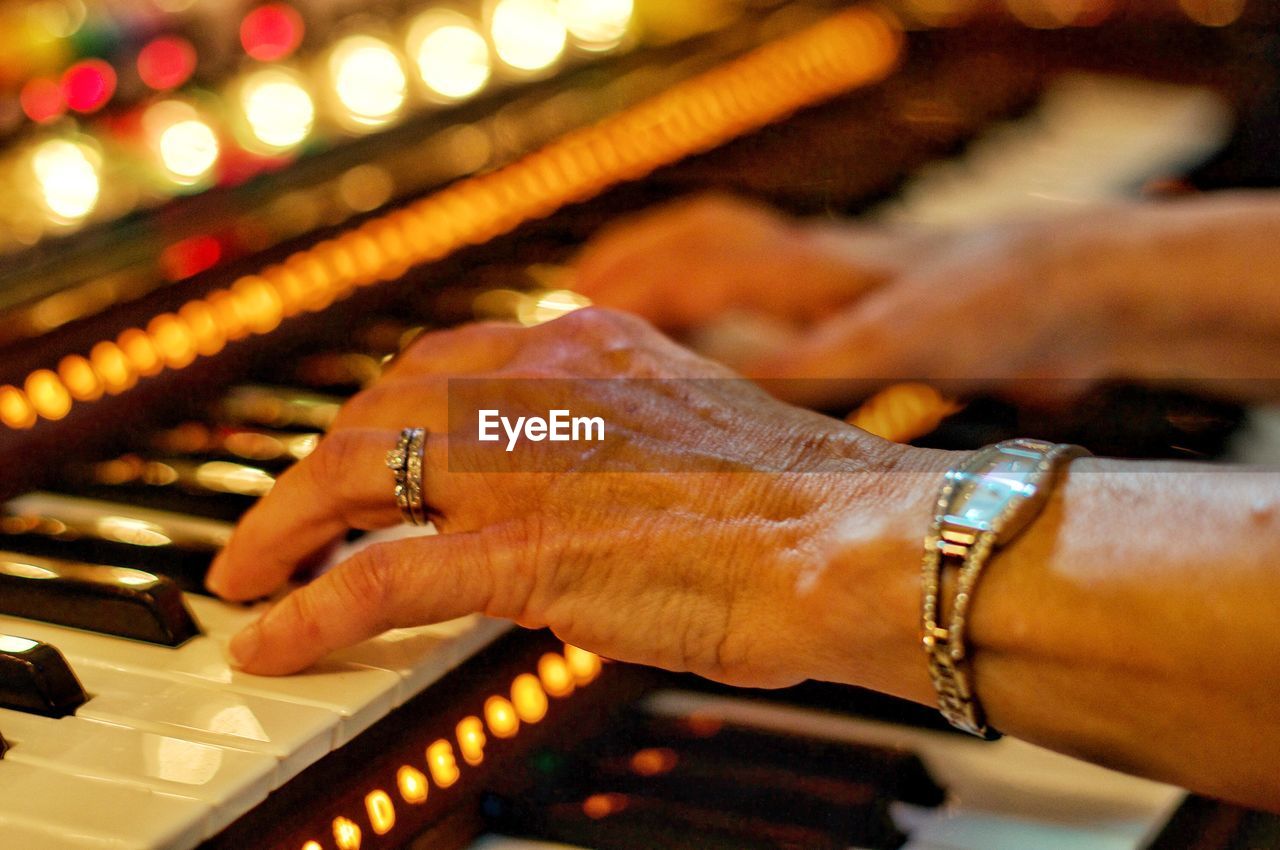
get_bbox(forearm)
[813,452,1280,810]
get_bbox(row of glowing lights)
[23,0,636,230]
[0,8,902,432]
[299,646,602,850]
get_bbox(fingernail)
[229,620,262,669]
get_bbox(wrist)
[793,443,972,705]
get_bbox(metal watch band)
[922,438,1089,739]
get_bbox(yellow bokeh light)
[117,328,163,376]
[145,101,219,184]
[177,301,227,357]
[484,694,520,738]
[456,716,486,766]
[302,842,322,850]
[426,739,460,788]
[365,789,396,835]
[511,672,548,723]
[396,765,429,804]
[559,0,633,50]
[537,652,575,698]
[31,138,100,224]
[239,66,315,151]
[89,341,137,394]
[329,35,408,128]
[58,354,103,402]
[333,816,362,850]
[147,313,197,369]
[409,11,491,101]
[564,644,602,684]
[490,0,566,72]
[0,385,37,429]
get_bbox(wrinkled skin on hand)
[208,308,944,693]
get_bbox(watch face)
[944,448,1044,532]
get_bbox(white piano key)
[187,593,513,705]
[0,614,400,746]
[71,660,336,784]
[0,759,209,850]
[900,810,1147,850]
[2,820,147,850]
[0,707,276,837]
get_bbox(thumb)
[228,528,527,675]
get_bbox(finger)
[207,427,447,601]
[329,375,449,430]
[381,321,525,381]
[227,529,524,674]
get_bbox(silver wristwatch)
[922,438,1088,739]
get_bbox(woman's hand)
[206,308,949,698]
[574,192,1280,409]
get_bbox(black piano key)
[483,790,860,850]
[0,554,199,646]
[0,635,86,718]
[2,492,228,594]
[520,746,905,849]
[619,711,946,808]
[60,455,275,522]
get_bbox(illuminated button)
[147,313,198,369]
[30,138,101,224]
[426,739,460,788]
[328,35,408,129]
[238,66,315,152]
[396,765,428,804]
[0,386,36,430]
[0,554,198,646]
[490,0,566,72]
[407,11,491,101]
[559,0,633,50]
[58,355,103,402]
[117,328,163,376]
[333,815,362,850]
[24,370,71,421]
[456,716,486,766]
[365,789,396,835]
[511,673,548,723]
[484,694,519,738]
[537,652,574,697]
[89,341,137,394]
[564,644,602,684]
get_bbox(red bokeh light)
[240,4,305,62]
[62,59,118,114]
[20,78,65,123]
[161,235,225,281]
[138,35,198,91]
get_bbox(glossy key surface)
[0,634,85,717]
[0,553,199,645]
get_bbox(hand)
[573,193,1280,410]
[207,308,949,697]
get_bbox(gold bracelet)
[922,439,1088,739]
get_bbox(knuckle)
[334,546,398,630]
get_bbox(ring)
[385,427,428,526]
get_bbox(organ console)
[0,1,1277,848]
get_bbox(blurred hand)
[207,308,948,694]
[573,193,1280,409]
